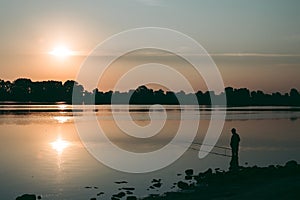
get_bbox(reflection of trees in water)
[290,117,298,121]
[0,111,74,125]
[0,78,300,106]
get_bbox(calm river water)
[0,105,299,199]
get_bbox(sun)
[49,45,73,58]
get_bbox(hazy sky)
[0,0,299,92]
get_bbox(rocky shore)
[142,160,300,200]
[15,160,300,200]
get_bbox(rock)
[122,187,135,191]
[185,169,194,176]
[97,192,104,196]
[153,182,162,188]
[112,192,126,198]
[177,181,189,190]
[203,168,213,177]
[285,160,298,168]
[268,164,275,168]
[126,196,137,200]
[126,191,133,195]
[185,175,193,180]
[151,179,161,183]
[16,194,36,200]
[94,186,98,189]
[90,198,96,200]
[37,196,42,200]
[198,168,213,179]
[115,181,128,184]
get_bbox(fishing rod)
[192,142,231,150]
[189,146,232,157]
[189,142,232,157]
[176,141,232,157]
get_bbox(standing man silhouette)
[230,128,240,170]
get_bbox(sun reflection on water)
[53,116,72,123]
[50,137,70,154]
[58,104,68,110]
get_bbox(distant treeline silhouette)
[0,78,299,106]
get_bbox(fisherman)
[230,128,240,170]
[230,128,240,158]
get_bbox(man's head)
[231,128,236,134]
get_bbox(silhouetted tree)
[63,80,84,104]
[0,78,299,106]
[11,78,33,101]
[290,88,300,106]
[0,80,12,101]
